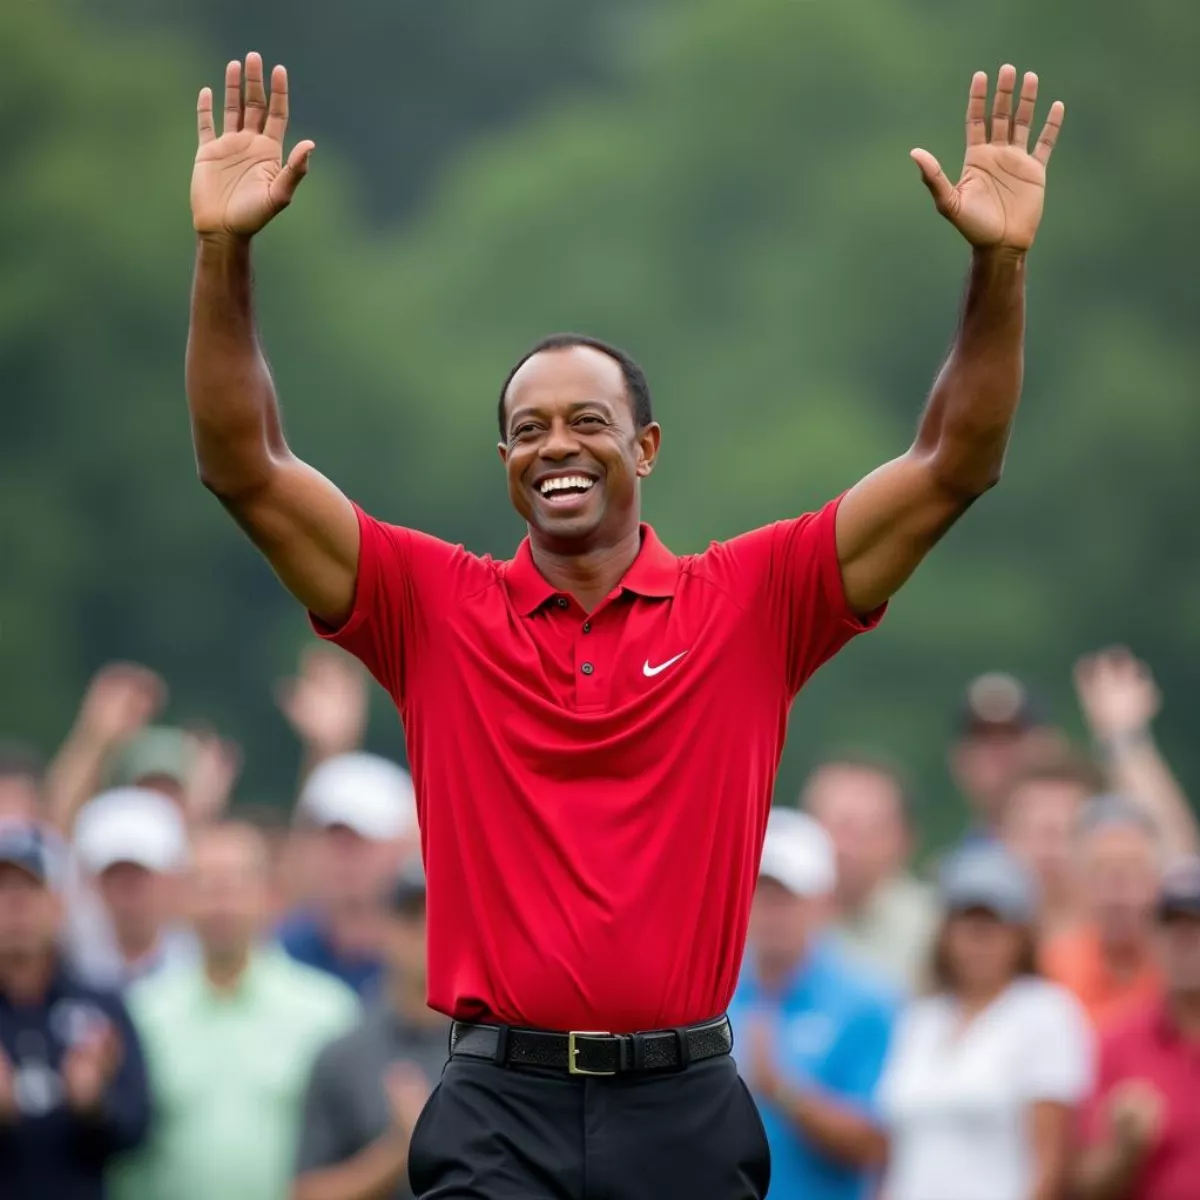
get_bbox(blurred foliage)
[1,0,1196,840]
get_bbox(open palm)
[191,53,314,238]
[912,66,1065,251]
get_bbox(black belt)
[450,1015,733,1077]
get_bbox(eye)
[575,414,606,428]
[511,423,541,440]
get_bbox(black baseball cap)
[956,672,1046,736]
[386,857,427,916]
[0,821,59,888]
[1158,857,1200,921]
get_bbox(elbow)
[918,445,1005,503]
[196,454,278,504]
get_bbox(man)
[186,50,1063,1196]
[997,747,1106,938]
[949,671,1060,839]
[1042,797,1164,1029]
[732,809,895,1200]
[68,788,193,990]
[279,752,418,995]
[293,859,449,1200]
[0,743,42,824]
[0,821,150,1199]
[802,753,937,990]
[1075,856,1200,1200]
[111,821,358,1200]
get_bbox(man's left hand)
[911,65,1065,251]
[62,1025,121,1116]
[745,1017,787,1106]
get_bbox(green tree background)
[2,0,1195,843]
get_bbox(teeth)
[539,475,595,496]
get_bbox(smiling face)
[498,345,660,552]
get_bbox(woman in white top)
[878,843,1093,1200]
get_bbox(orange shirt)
[1041,927,1162,1030]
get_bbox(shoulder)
[124,963,192,1023]
[266,953,360,1025]
[1007,976,1091,1034]
[1097,999,1159,1056]
[814,939,901,1015]
[52,972,137,1031]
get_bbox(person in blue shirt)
[731,808,897,1200]
[0,820,150,1200]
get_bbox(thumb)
[273,140,315,208]
[910,148,955,215]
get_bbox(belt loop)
[630,1034,646,1072]
[673,1027,692,1070]
[492,1025,510,1066]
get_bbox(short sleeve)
[293,1042,352,1174]
[1020,984,1095,1104]
[309,505,485,706]
[700,495,885,697]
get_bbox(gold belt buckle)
[567,1030,615,1076]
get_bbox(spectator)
[732,808,895,1200]
[1075,856,1200,1200]
[803,752,938,991]
[949,672,1059,840]
[66,789,193,991]
[878,843,1092,1200]
[293,859,448,1200]
[279,753,418,997]
[103,728,195,807]
[1075,647,1198,858]
[0,743,42,824]
[111,821,358,1200]
[1042,797,1164,1030]
[0,820,150,1200]
[998,747,1107,938]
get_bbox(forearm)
[1073,1142,1145,1200]
[915,246,1026,495]
[773,1084,887,1169]
[42,726,112,834]
[292,1131,410,1200]
[187,234,287,498]
[1100,733,1197,856]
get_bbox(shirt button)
[556,597,569,609]
[581,662,595,676]
[582,621,591,634]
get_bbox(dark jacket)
[0,963,150,1200]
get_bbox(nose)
[538,417,581,461]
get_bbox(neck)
[204,945,252,992]
[388,970,440,1026]
[1099,930,1150,975]
[0,951,55,1005]
[837,875,886,916]
[1169,991,1200,1039]
[117,926,161,965]
[530,525,642,612]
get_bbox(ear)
[497,442,508,466]
[635,422,662,478]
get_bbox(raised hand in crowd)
[182,725,243,827]
[277,646,369,779]
[42,663,167,833]
[1074,647,1196,856]
[61,1023,122,1115]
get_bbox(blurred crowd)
[1,644,1197,1200]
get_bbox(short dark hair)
[1001,745,1107,805]
[0,740,43,783]
[497,333,653,439]
[803,748,917,829]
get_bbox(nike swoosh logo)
[643,651,688,677]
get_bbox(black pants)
[408,1053,770,1199]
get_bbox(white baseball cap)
[758,807,837,897]
[297,753,417,842]
[74,787,189,876]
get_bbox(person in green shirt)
[110,820,358,1200]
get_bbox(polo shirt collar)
[506,524,678,615]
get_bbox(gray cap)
[939,843,1038,924]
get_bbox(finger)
[910,149,956,215]
[222,60,242,136]
[264,64,290,143]
[1011,71,1038,152]
[990,63,1017,144]
[271,140,316,208]
[197,87,216,144]
[1033,100,1065,165]
[965,71,988,146]
[243,52,268,135]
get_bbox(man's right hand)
[192,52,315,239]
[1108,1080,1163,1155]
[385,1063,432,1137]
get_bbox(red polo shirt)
[314,496,880,1031]
[1080,1000,1200,1200]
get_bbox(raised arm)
[189,53,359,625]
[836,65,1065,614]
